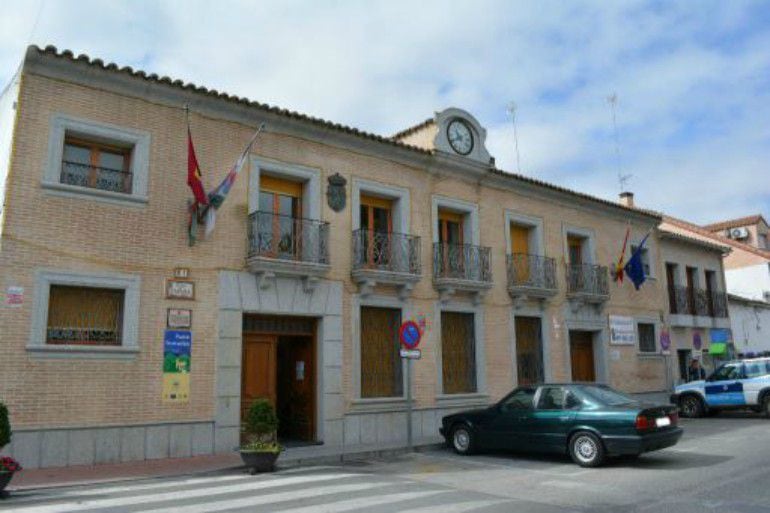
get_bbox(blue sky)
[1,0,768,224]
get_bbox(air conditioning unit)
[729,227,749,239]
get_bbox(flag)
[186,128,209,246]
[624,232,649,290]
[613,227,630,283]
[187,129,208,206]
[202,124,264,238]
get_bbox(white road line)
[5,474,253,503]
[138,481,395,513]
[278,490,447,513]
[400,499,504,512]
[4,473,362,513]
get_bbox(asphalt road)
[3,412,769,512]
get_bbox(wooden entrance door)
[515,316,544,385]
[241,334,278,433]
[570,331,595,382]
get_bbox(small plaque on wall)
[166,279,195,300]
[167,308,192,329]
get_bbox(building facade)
[657,226,731,382]
[728,294,770,356]
[2,46,677,469]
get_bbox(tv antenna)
[606,93,632,192]
[506,101,522,174]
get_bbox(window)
[44,114,150,204]
[758,234,768,249]
[360,306,402,398]
[709,363,743,381]
[441,312,477,394]
[567,235,584,265]
[360,195,393,267]
[638,323,656,353]
[46,285,124,346]
[257,175,303,257]
[630,244,651,276]
[500,387,536,412]
[537,387,565,410]
[438,210,463,245]
[744,361,770,379]
[61,137,132,194]
[29,270,140,358]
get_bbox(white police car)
[671,358,770,418]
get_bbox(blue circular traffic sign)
[399,321,421,349]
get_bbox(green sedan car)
[439,383,683,467]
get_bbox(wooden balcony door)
[569,331,595,382]
[360,195,393,268]
[439,210,464,276]
[666,263,678,313]
[515,316,543,385]
[685,266,697,315]
[510,224,530,281]
[259,175,303,259]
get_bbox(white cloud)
[0,0,767,224]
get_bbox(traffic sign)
[399,320,422,349]
[400,348,421,359]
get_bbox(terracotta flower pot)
[239,450,280,474]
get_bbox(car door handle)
[559,416,570,421]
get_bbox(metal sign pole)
[406,357,413,451]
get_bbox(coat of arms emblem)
[326,173,347,212]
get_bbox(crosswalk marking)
[139,481,394,513]
[277,489,447,513]
[404,500,503,512]
[6,472,360,513]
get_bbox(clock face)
[447,119,474,155]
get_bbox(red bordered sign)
[399,320,422,349]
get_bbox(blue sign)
[399,321,422,349]
[710,328,730,343]
[163,330,192,373]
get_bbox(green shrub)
[0,402,10,450]
[242,399,279,448]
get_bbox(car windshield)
[574,385,637,407]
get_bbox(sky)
[1,0,768,224]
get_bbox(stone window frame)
[434,300,488,406]
[504,210,545,256]
[351,178,410,234]
[28,269,141,359]
[635,316,662,357]
[350,294,410,411]
[42,113,150,206]
[247,156,321,219]
[430,195,479,245]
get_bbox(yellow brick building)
[0,46,713,468]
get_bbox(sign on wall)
[609,315,636,346]
[167,308,192,329]
[660,329,671,355]
[162,330,192,403]
[166,279,195,300]
[5,286,23,307]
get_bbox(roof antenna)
[606,92,632,193]
[506,101,522,174]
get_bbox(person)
[687,358,706,382]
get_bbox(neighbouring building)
[657,222,732,382]
[1,46,680,469]
[728,294,770,357]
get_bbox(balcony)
[246,211,330,290]
[433,243,492,303]
[668,286,730,328]
[506,254,557,308]
[566,263,609,311]
[352,229,421,298]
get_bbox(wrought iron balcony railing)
[507,253,557,291]
[61,160,132,194]
[352,229,421,275]
[669,286,728,318]
[247,211,330,265]
[566,263,609,297]
[433,243,491,283]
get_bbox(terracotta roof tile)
[664,215,770,259]
[703,214,768,232]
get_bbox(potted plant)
[0,402,22,496]
[239,399,281,474]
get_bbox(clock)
[446,119,474,155]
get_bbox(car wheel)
[679,395,704,418]
[451,424,475,455]
[569,432,606,468]
[762,396,770,419]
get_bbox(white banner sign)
[609,315,636,346]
